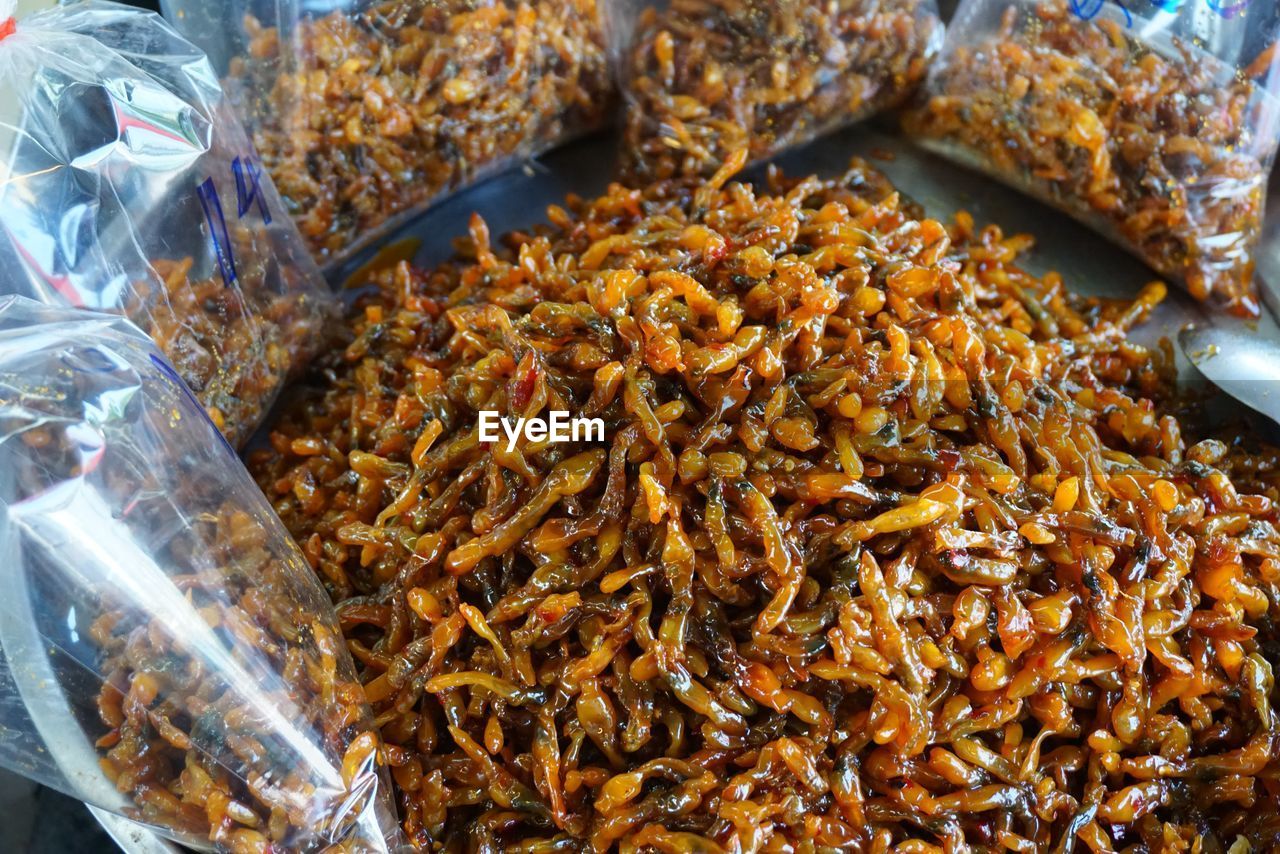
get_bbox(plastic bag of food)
[159,0,614,266]
[904,0,1280,317]
[0,296,403,851]
[0,0,333,448]
[611,0,943,183]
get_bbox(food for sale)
[226,0,612,261]
[0,0,333,448]
[0,298,400,851]
[617,0,942,182]
[137,256,329,445]
[250,156,1280,849]
[905,0,1280,317]
[91,503,387,849]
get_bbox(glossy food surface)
[252,158,1280,850]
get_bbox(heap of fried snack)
[249,157,1280,850]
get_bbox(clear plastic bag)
[159,0,614,266]
[0,295,404,851]
[904,0,1280,317]
[0,0,333,448]
[611,0,943,183]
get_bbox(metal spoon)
[1178,190,1280,427]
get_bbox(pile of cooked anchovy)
[250,156,1280,851]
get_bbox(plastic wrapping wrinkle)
[0,0,333,447]
[0,296,404,851]
[68,84,210,173]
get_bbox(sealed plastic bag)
[0,0,333,447]
[612,0,943,183]
[904,0,1280,317]
[0,296,403,851]
[160,0,614,265]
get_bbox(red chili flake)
[510,356,539,412]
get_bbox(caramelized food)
[252,158,1280,849]
[905,2,1278,317]
[619,0,941,183]
[235,0,612,261]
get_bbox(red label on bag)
[0,18,15,41]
